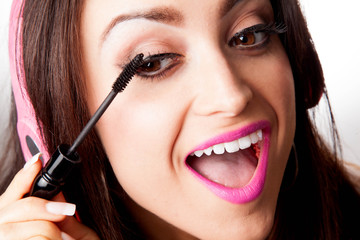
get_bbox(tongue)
[187,148,258,188]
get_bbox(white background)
[0,0,359,164]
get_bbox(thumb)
[57,215,100,240]
[53,193,99,240]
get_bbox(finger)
[52,192,66,202]
[52,193,98,239]
[0,220,63,240]
[0,197,75,224]
[60,231,75,240]
[0,153,42,208]
[58,216,100,240]
[53,193,98,239]
[27,237,51,240]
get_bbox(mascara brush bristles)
[67,53,144,155]
[113,53,144,93]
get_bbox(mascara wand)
[67,53,144,156]
[30,54,144,199]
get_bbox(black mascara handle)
[30,144,80,200]
[29,54,144,200]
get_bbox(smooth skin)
[82,0,295,239]
[0,0,295,239]
[0,154,99,239]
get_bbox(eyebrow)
[101,7,184,44]
[101,0,245,45]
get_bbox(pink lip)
[185,120,271,204]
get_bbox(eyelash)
[134,22,287,80]
[135,53,183,81]
[228,22,287,50]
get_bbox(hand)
[0,153,100,240]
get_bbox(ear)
[9,0,50,164]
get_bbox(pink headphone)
[9,0,50,164]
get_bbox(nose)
[191,50,253,118]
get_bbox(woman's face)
[81,0,295,239]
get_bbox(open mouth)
[186,130,262,188]
[185,121,270,204]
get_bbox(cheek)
[240,40,296,204]
[250,39,296,136]
[270,52,296,142]
[266,54,296,166]
[261,42,296,198]
[98,101,167,165]
[266,56,295,126]
[93,88,185,199]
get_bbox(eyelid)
[229,22,287,42]
[142,53,182,63]
[238,23,268,35]
[117,46,181,69]
[136,52,183,80]
[227,22,287,48]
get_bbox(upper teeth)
[191,130,263,158]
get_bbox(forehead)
[82,0,272,41]
[80,0,274,66]
[82,0,271,26]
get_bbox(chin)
[198,213,275,240]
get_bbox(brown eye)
[233,32,256,46]
[136,53,182,79]
[229,31,267,49]
[138,60,162,73]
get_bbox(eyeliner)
[30,53,144,200]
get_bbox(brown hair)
[2,0,360,239]
[21,1,139,239]
[270,0,360,239]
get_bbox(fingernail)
[61,232,75,240]
[23,152,42,169]
[45,202,76,216]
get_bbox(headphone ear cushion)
[17,119,49,164]
[9,0,50,165]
